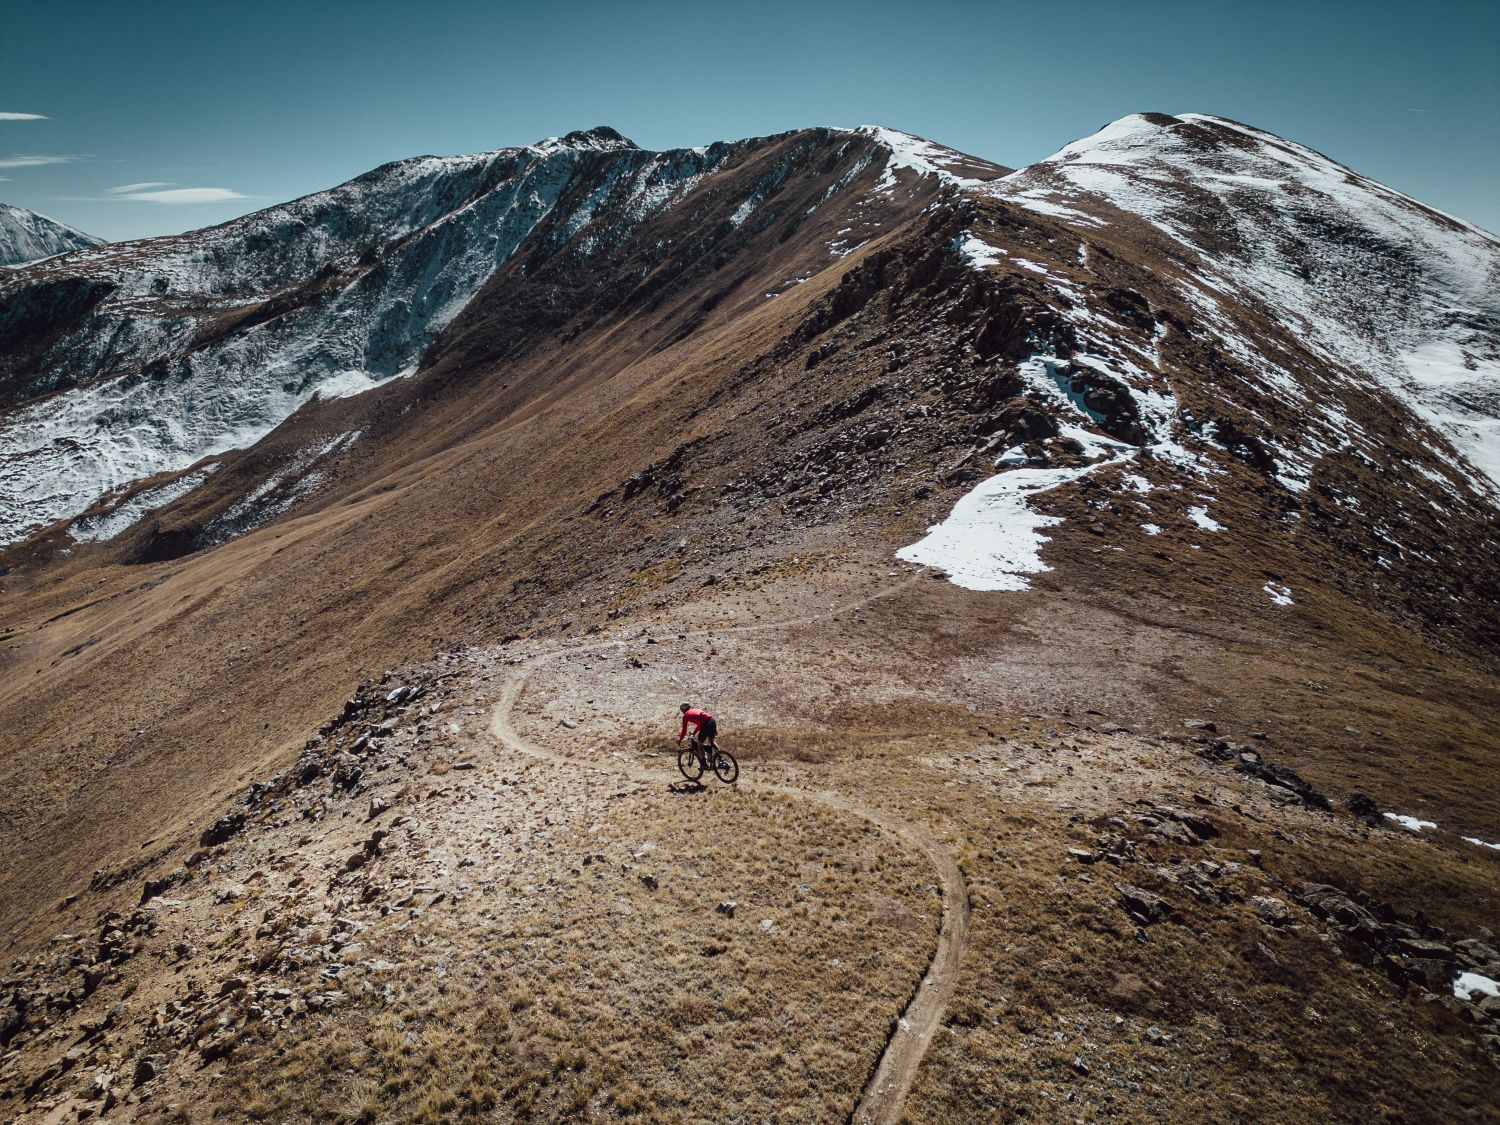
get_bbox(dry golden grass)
[202,771,936,1123]
[829,732,1500,1124]
[510,592,1500,1124]
[3,565,1496,1124]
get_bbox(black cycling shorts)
[699,717,718,743]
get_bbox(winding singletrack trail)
[487,579,971,1125]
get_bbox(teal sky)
[3,0,1497,242]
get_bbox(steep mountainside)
[1,117,1497,1123]
[998,113,1500,492]
[0,203,102,267]
[0,126,1002,544]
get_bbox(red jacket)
[679,708,713,739]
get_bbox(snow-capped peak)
[0,203,104,267]
[0,131,709,545]
[531,126,639,155]
[995,111,1500,497]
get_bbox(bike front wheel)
[710,748,739,784]
[678,746,705,781]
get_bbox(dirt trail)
[487,578,970,1125]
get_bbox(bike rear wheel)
[710,747,739,784]
[677,746,705,781]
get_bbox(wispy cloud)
[107,181,174,195]
[0,112,49,122]
[109,185,249,204]
[0,154,79,168]
[1407,108,1433,114]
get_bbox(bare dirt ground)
[487,573,970,1124]
[489,564,1500,1123]
[2,557,1498,1123]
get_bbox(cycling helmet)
[680,702,692,712]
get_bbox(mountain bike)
[678,736,739,784]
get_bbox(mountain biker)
[678,703,717,756]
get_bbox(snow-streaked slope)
[0,124,980,547]
[0,130,734,544]
[995,112,1500,495]
[0,203,102,266]
[855,126,1007,192]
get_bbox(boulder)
[198,811,246,847]
[139,875,177,905]
[1250,896,1293,926]
[1115,883,1169,924]
[1394,937,1455,962]
[1298,883,1376,929]
[1152,805,1219,840]
[1456,939,1500,968]
[132,1055,159,1087]
[1397,956,1451,991]
[1235,759,1331,809]
[1,1000,27,1046]
[1345,792,1385,828]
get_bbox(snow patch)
[728,195,760,229]
[1452,972,1500,1001]
[955,232,1004,269]
[1383,812,1436,832]
[1187,505,1224,531]
[859,126,987,194]
[1262,582,1293,606]
[897,425,1134,591]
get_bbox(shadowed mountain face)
[0,116,1498,1120]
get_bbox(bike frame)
[686,734,713,769]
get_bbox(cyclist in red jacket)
[678,703,718,752]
